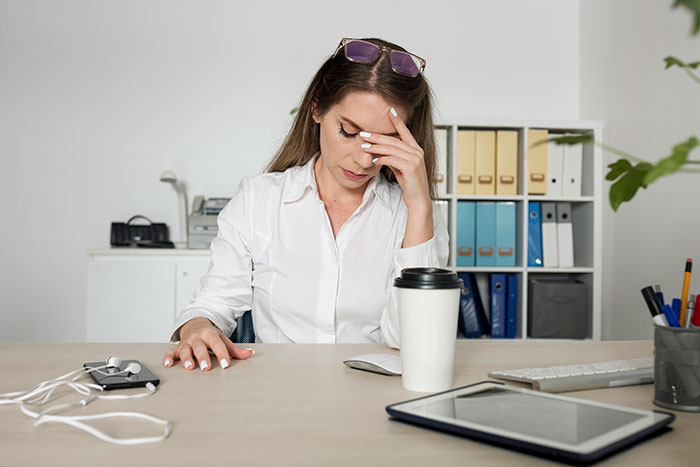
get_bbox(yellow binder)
[475,131,496,195]
[528,129,548,195]
[457,130,475,194]
[496,130,518,196]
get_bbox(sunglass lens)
[389,51,420,77]
[345,40,380,63]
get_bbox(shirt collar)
[282,153,393,210]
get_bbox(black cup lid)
[393,267,463,289]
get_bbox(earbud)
[105,356,121,368]
[124,362,141,375]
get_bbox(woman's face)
[312,91,406,195]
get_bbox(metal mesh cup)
[653,323,700,412]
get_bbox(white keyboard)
[488,358,654,393]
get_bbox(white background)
[1,0,698,341]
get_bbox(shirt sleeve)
[379,204,450,349]
[168,178,254,343]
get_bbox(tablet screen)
[418,386,644,445]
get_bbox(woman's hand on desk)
[163,317,254,371]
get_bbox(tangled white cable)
[0,357,172,445]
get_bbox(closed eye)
[339,123,357,139]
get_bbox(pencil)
[679,258,693,327]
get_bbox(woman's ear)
[311,104,320,124]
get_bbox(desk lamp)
[159,170,188,248]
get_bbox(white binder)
[541,203,559,268]
[435,128,448,197]
[562,134,583,197]
[556,203,574,268]
[546,140,564,197]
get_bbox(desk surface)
[0,341,695,466]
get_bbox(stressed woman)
[163,37,448,372]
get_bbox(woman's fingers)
[222,336,255,360]
[204,333,235,369]
[179,344,196,370]
[163,348,180,368]
[191,339,212,371]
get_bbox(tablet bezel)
[386,381,674,464]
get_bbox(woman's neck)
[313,157,368,208]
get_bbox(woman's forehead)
[335,92,403,136]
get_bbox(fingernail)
[245,348,255,356]
[200,360,209,371]
[164,359,171,367]
[361,143,371,149]
[372,157,379,163]
[390,107,398,117]
[185,360,193,369]
[359,131,371,138]
[221,358,229,369]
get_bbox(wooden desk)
[0,341,696,466]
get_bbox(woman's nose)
[354,147,375,170]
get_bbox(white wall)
[0,0,581,341]
[580,0,700,339]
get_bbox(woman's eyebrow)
[341,115,399,137]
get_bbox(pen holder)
[653,323,700,412]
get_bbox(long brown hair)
[265,38,438,199]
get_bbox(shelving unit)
[434,118,603,340]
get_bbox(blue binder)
[528,202,543,267]
[496,202,516,267]
[476,202,497,267]
[456,202,475,267]
[457,273,489,338]
[506,275,518,338]
[490,273,507,338]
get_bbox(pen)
[672,298,681,321]
[654,284,665,306]
[692,295,700,328]
[686,294,696,328]
[661,304,681,327]
[641,286,668,326]
[679,258,693,327]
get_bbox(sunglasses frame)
[332,38,426,77]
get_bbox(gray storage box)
[528,278,587,339]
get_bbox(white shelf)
[438,119,603,341]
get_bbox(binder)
[556,203,574,268]
[527,129,548,194]
[456,201,475,267]
[457,130,475,194]
[434,128,448,197]
[490,274,507,338]
[457,273,489,338]
[475,131,496,195]
[496,130,518,195]
[495,202,516,267]
[527,202,543,267]
[475,202,497,267]
[562,134,583,196]
[541,202,559,268]
[506,274,518,338]
[546,139,564,197]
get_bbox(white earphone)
[0,356,171,445]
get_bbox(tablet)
[386,381,674,465]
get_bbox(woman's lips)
[342,168,368,180]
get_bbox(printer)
[187,196,230,249]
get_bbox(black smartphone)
[83,360,160,390]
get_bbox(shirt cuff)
[393,235,440,271]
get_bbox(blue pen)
[662,304,681,327]
[654,284,665,306]
[672,298,682,321]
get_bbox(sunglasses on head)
[332,38,426,78]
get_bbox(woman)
[163,37,449,372]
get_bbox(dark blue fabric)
[232,310,255,343]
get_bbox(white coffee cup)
[394,268,463,392]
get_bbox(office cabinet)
[86,249,210,342]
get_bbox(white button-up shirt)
[169,156,449,348]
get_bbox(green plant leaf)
[606,159,632,181]
[290,107,299,115]
[674,0,700,35]
[664,56,700,69]
[530,134,593,148]
[643,136,699,185]
[608,162,652,212]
